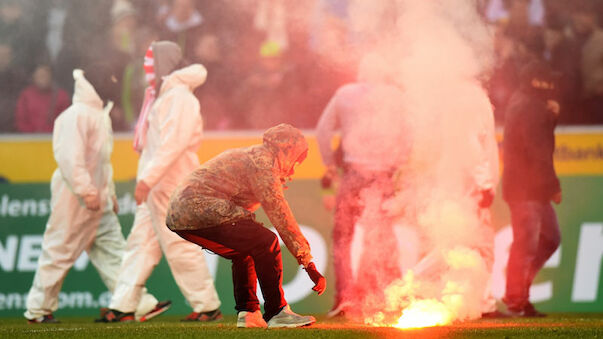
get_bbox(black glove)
[479,189,494,208]
[304,262,326,295]
[321,167,337,189]
[321,174,332,189]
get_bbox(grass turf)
[1,314,602,338]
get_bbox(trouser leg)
[232,255,260,313]
[149,189,221,313]
[89,209,158,315]
[176,219,286,320]
[25,186,98,319]
[526,203,561,286]
[504,201,542,310]
[109,203,162,313]
[333,172,363,306]
[477,209,497,313]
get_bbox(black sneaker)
[507,303,547,318]
[27,314,60,324]
[523,303,547,317]
[95,309,135,323]
[481,310,511,319]
[181,309,223,322]
[139,300,172,322]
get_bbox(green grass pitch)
[1,314,602,338]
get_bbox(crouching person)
[166,124,326,328]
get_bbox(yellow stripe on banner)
[0,133,327,183]
[0,129,602,183]
[553,132,603,175]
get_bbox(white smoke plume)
[339,0,498,327]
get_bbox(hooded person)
[24,67,160,323]
[99,41,222,322]
[501,60,561,317]
[166,123,327,328]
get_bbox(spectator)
[543,19,582,124]
[200,0,264,80]
[158,0,204,60]
[489,26,545,123]
[232,41,291,129]
[81,4,136,132]
[15,64,70,133]
[52,0,113,93]
[571,2,603,123]
[232,40,321,129]
[0,42,26,132]
[192,32,234,130]
[502,61,562,317]
[485,0,545,29]
[111,0,138,56]
[0,0,45,75]
[121,26,160,129]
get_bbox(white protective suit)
[472,85,500,314]
[409,82,500,314]
[109,64,221,313]
[25,70,157,320]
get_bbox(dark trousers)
[176,219,286,320]
[504,201,561,310]
[333,166,398,307]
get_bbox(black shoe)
[139,300,172,322]
[481,310,510,319]
[181,309,223,322]
[27,314,60,324]
[507,303,547,318]
[95,309,135,323]
[523,303,547,317]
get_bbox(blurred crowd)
[486,0,603,125]
[1,0,602,133]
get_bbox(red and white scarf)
[133,45,157,153]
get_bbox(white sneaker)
[237,310,267,328]
[267,305,316,328]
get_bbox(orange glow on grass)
[393,300,453,329]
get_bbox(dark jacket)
[502,90,560,202]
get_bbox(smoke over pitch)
[340,0,498,327]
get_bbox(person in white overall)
[101,41,221,322]
[25,68,159,323]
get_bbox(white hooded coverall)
[25,70,157,320]
[109,64,221,313]
[407,82,500,314]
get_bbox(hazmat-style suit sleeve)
[250,168,313,266]
[470,89,499,191]
[138,93,202,188]
[315,92,340,168]
[107,162,116,198]
[474,97,500,192]
[53,111,98,198]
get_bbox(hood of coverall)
[263,123,309,179]
[159,64,208,95]
[151,40,183,92]
[72,69,103,108]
